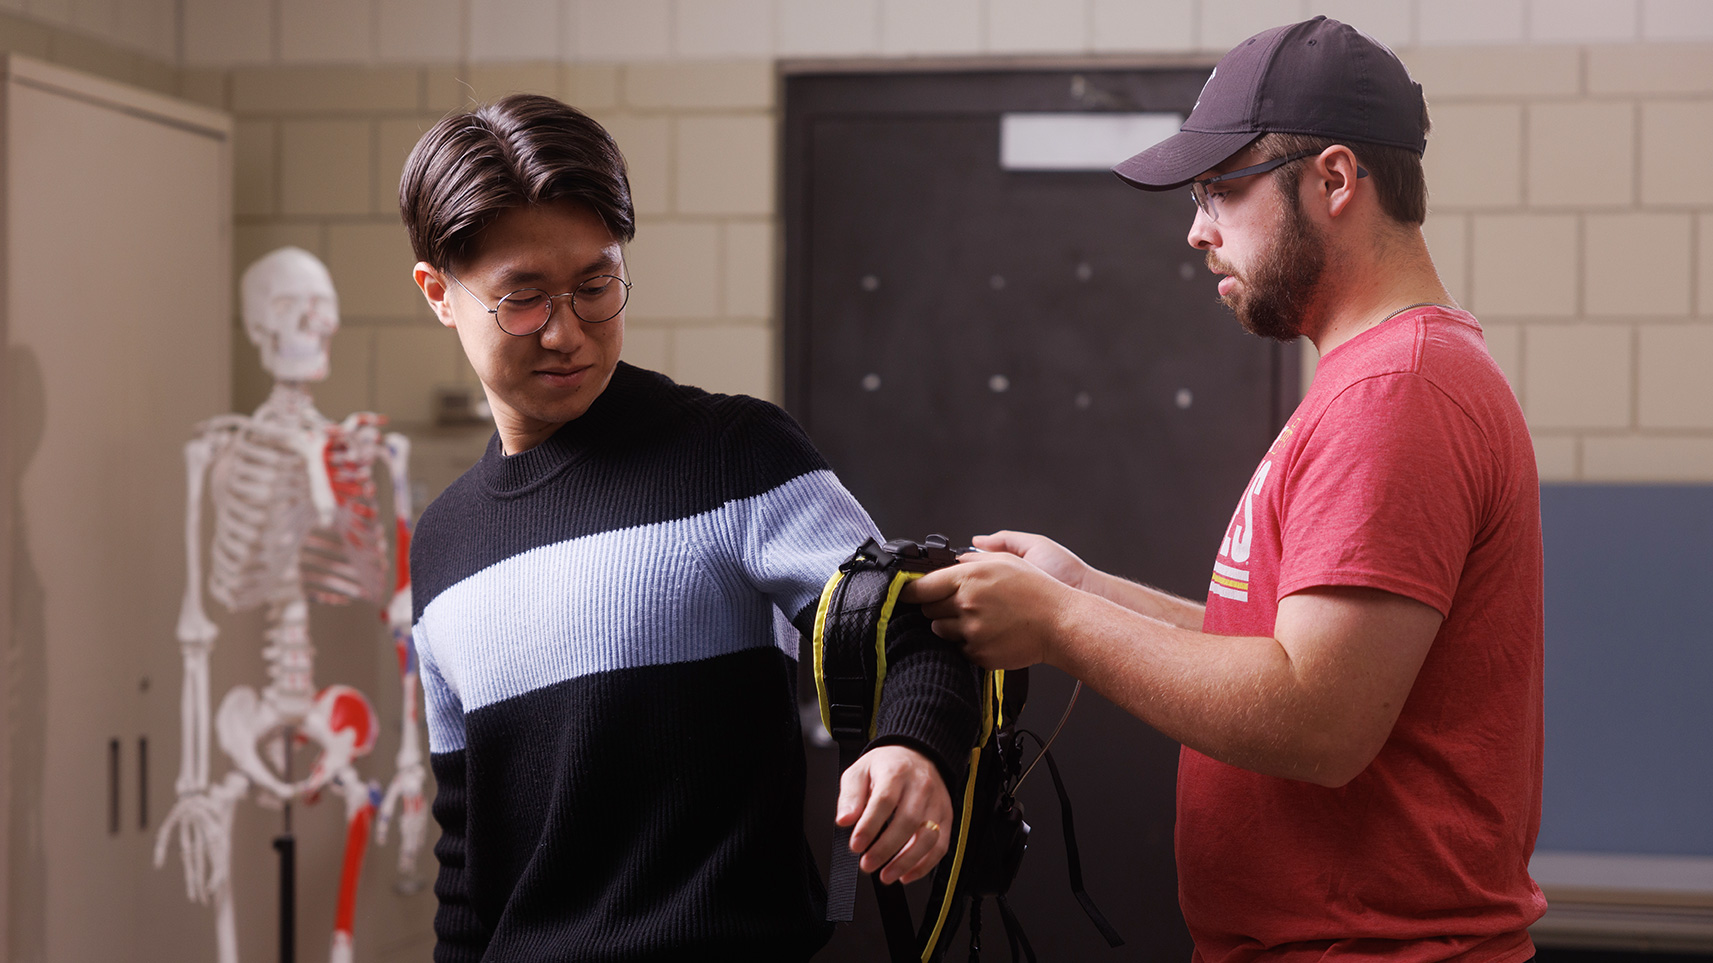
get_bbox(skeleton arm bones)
[156,422,250,904]
[375,432,428,875]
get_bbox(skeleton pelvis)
[216,684,378,802]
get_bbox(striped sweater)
[410,363,978,962]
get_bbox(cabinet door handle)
[108,738,121,835]
[138,736,149,830]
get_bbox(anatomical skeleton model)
[155,247,427,963]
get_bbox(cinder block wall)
[1407,43,1713,482]
[196,60,779,428]
[5,0,1713,487]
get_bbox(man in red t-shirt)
[905,16,1545,963]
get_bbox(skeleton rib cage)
[204,409,390,614]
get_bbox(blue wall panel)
[1538,483,1713,856]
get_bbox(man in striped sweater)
[398,94,978,961]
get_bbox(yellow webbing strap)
[869,570,927,740]
[919,668,997,961]
[811,569,845,735]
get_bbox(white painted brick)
[1418,0,1527,45]
[1315,0,1414,48]
[1700,214,1713,316]
[599,114,671,216]
[566,65,621,111]
[377,117,443,215]
[0,17,51,57]
[1529,0,1639,43]
[1637,324,1713,428]
[312,327,376,417]
[236,228,323,287]
[1640,102,1713,207]
[377,0,462,61]
[1471,214,1578,316]
[1523,324,1632,429]
[31,0,70,25]
[1402,46,1580,99]
[777,0,881,57]
[1642,0,1713,41]
[574,0,672,61]
[1484,322,1523,396]
[881,0,980,55]
[183,0,273,66]
[676,115,775,216]
[463,63,562,101]
[232,66,420,112]
[83,0,175,63]
[675,0,775,58]
[1582,435,1713,482]
[1531,434,1579,481]
[674,324,773,400]
[233,328,275,413]
[989,0,1088,53]
[468,0,559,62]
[1423,104,1523,208]
[623,62,773,110]
[1421,213,1470,307]
[1587,44,1713,94]
[375,327,465,425]
[622,325,672,373]
[177,69,230,110]
[723,221,773,318]
[1527,103,1634,208]
[626,222,720,319]
[234,120,276,218]
[280,0,373,62]
[327,223,423,319]
[1583,213,1692,317]
[1090,0,1195,52]
[1195,0,1305,52]
[280,120,374,217]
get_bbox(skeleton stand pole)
[276,726,296,963]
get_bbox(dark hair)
[399,94,635,269]
[1252,101,1433,226]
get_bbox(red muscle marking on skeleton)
[394,518,412,594]
[324,685,378,756]
[334,800,375,937]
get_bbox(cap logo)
[1194,67,1217,112]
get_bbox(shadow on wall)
[7,343,47,961]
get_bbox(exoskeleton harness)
[812,535,1125,962]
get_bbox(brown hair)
[399,93,635,269]
[1252,101,1433,226]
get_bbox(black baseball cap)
[1113,16,1426,191]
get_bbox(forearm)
[1081,569,1206,630]
[871,613,982,785]
[1044,592,1373,786]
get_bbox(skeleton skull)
[242,247,339,382]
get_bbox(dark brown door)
[785,68,1296,963]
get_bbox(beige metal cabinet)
[2,54,435,963]
[1,54,234,963]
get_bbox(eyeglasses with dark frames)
[446,271,631,336]
[1190,149,1368,222]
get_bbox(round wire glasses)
[447,271,631,336]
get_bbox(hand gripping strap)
[814,565,930,924]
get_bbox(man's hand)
[902,551,1076,671]
[835,745,954,885]
[971,530,1092,590]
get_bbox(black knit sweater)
[409,364,979,962]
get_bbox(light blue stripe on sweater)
[415,470,878,753]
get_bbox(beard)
[1207,190,1327,342]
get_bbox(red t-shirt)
[1182,306,1546,963]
